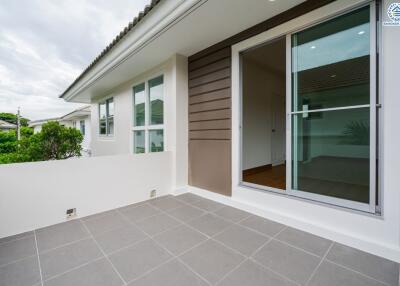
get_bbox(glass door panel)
[292,6,370,112]
[290,5,375,210]
[292,108,370,203]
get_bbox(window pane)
[107,117,114,135]
[149,76,164,125]
[107,98,114,116]
[292,108,370,203]
[99,102,107,134]
[99,119,106,135]
[99,103,107,120]
[134,130,145,154]
[80,120,85,135]
[292,6,370,112]
[149,129,164,152]
[133,83,145,126]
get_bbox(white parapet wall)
[0,152,172,238]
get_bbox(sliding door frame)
[286,2,377,213]
[233,0,378,213]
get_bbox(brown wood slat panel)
[189,140,231,196]
[189,58,231,80]
[189,68,230,88]
[190,98,230,113]
[189,88,231,105]
[189,109,230,122]
[190,119,231,131]
[189,47,231,71]
[190,130,231,140]
[187,0,335,198]
[189,78,230,96]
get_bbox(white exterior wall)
[33,125,42,133]
[90,54,188,190]
[3,0,398,264]
[228,0,400,262]
[76,116,91,152]
[0,152,172,238]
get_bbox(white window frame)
[132,74,165,154]
[232,0,379,214]
[98,97,114,137]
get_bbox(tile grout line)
[41,257,104,283]
[154,201,280,285]
[115,208,212,286]
[153,197,299,285]
[250,258,302,286]
[14,194,394,286]
[0,232,35,246]
[324,258,392,286]
[270,236,323,259]
[33,230,44,286]
[0,254,38,269]
[214,258,249,286]
[305,241,334,286]
[247,226,303,286]
[175,256,212,286]
[38,235,91,255]
[178,194,373,285]
[79,219,128,286]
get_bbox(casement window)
[99,98,114,136]
[80,120,85,135]
[132,75,164,153]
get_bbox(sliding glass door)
[289,4,376,212]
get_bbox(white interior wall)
[242,59,285,170]
[0,152,172,238]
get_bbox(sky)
[0,0,150,120]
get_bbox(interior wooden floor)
[243,164,286,190]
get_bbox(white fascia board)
[63,0,202,102]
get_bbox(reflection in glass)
[149,76,164,125]
[134,130,145,154]
[292,6,370,112]
[107,98,114,135]
[134,84,145,126]
[292,108,370,203]
[149,130,164,152]
[99,102,107,135]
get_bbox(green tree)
[0,130,17,153]
[0,122,82,164]
[21,121,83,160]
[0,113,30,126]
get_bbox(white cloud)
[0,0,150,120]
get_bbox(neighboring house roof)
[29,105,90,127]
[60,0,162,99]
[0,119,17,129]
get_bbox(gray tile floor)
[0,193,398,286]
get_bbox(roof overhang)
[61,107,91,120]
[62,0,305,103]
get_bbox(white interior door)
[271,92,286,166]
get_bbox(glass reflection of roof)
[293,23,369,73]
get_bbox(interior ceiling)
[242,37,286,76]
[72,0,305,102]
